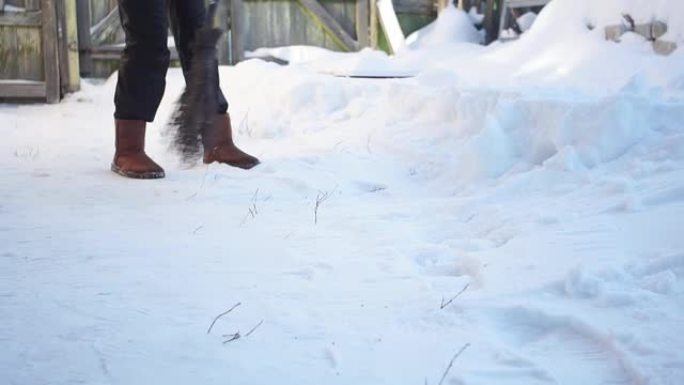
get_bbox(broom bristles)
[166,1,222,165]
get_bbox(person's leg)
[169,0,259,169]
[111,0,169,179]
[115,0,170,121]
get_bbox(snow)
[406,4,484,49]
[516,12,537,33]
[2,0,684,384]
[406,4,484,48]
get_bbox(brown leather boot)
[202,113,260,170]
[111,119,165,179]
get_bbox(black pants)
[114,0,228,122]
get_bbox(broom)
[166,1,223,164]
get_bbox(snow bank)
[228,58,683,187]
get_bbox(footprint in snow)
[413,245,483,280]
[480,306,646,385]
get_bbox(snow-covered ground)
[1,0,683,384]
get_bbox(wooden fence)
[1,0,509,102]
[70,0,441,72]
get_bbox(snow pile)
[1,0,684,384]
[246,48,418,77]
[523,0,684,42]
[250,0,684,95]
[399,0,684,95]
[226,56,682,188]
[516,12,537,33]
[405,4,483,48]
[246,45,336,64]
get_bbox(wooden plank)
[356,0,370,47]
[322,0,355,39]
[296,0,359,51]
[376,0,404,54]
[394,0,434,15]
[230,0,245,63]
[75,0,92,76]
[0,11,42,27]
[25,0,40,11]
[0,79,46,98]
[89,44,179,60]
[505,0,548,7]
[242,0,336,52]
[89,4,119,46]
[90,0,117,27]
[370,0,378,48]
[0,25,43,80]
[64,0,80,92]
[42,0,60,102]
[0,26,20,79]
[56,0,69,95]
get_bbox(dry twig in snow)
[239,188,261,226]
[440,283,470,310]
[222,319,264,344]
[245,320,264,337]
[207,302,241,334]
[438,343,471,385]
[238,110,251,137]
[223,332,241,343]
[192,224,204,234]
[314,186,337,224]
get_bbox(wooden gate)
[0,0,79,102]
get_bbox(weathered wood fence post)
[356,0,370,48]
[230,0,244,63]
[216,0,231,64]
[56,0,80,94]
[75,0,92,76]
[41,0,60,102]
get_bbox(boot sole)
[203,155,260,170]
[203,158,260,170]
[111,163,166,179]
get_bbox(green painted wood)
[64,0,79,91]
[0,25,43,80]
[0,11,42,26]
